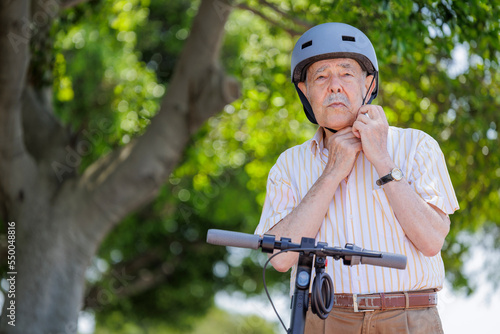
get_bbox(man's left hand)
[352,105,390,166]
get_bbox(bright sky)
[439,282,500,333]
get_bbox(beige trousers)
[304,306,444,334]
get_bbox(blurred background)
[1,0,499,332]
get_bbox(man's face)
[298,58,373,131]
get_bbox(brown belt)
[333,290,438,312]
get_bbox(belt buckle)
[353,294,374,313]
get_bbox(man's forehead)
[308,58,362,74]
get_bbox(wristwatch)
[376,168,403,186]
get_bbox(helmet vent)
[342,35,355,42]
[301,40,313,49]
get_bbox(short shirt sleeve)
[255,156,298,235]
[411,135,459,215]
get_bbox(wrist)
[320,167,345,186]
[373,157,396,177]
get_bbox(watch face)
[392,168,403,181]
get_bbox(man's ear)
[364,74,375,98]
[297,81,307,98]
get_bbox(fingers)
[335,126,357,135]
[353,105,388,138]
[326,127,362,152]
[352,120,365,138]
[357,105,386,123]
[346,137,363,153]
[322,127,364,178]
[327,127,359,143]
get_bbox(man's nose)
[328,75,342,93]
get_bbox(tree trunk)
[0,0,237,332]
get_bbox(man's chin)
[321,121,354,132]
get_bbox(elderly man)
[255,22,459,333]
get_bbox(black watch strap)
[376,168,403,186]
[376,174,393,186]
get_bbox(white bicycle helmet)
[291,23,379,125]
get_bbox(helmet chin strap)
[361,72,378,105]
[325,127,337,133]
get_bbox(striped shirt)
[255,126,459,295]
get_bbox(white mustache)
[323,93,350,107]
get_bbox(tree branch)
[60,0,92,10]
[77,0,240,238]
[83,250,178,309]
[236,3,303,36]
[83,240,211,309]
[22,85,72,168]
[257,0,313,29]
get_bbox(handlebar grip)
[361,252,407,270]
[206,229,261,250]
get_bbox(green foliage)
[46,0,500,331]
[53,0,168,169]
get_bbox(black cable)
[310,270,334,319]
[262,250,291,332]
[262,248,318,333]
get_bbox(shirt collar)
[310,126,326,157]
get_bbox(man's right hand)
[324,127,362,180]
